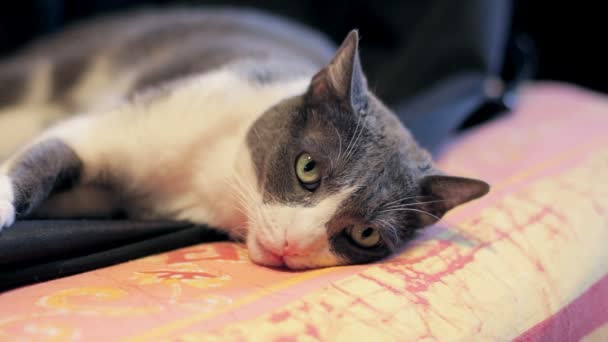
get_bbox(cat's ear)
[308,30,368,111]
[417,175,490,225]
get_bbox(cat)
[0,8,489,269]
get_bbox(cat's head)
[238,30,489,269]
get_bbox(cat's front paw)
[0,200,15,230]
[0,176,15,230]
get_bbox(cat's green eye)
[295,153,321,190]
[348,225,381,248]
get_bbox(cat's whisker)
[378,208,440,221]
[258,178,280,204]
[227,192,254,225]
[371,218,400,249]
[340,111,363,168]
[342,128,361,167]
[258,204,277,240]
[228,223,249,241]
[381,195,432,208]
[225,178,251,207]
[228,199,250,217]
[240,177,262,205]
[257,201,284,243]
[229,168,253,197]
[342,114,366,165]
[373,218,395,231]
[327,120,343,174]
[382,199,447,210]
[225,171,259,221]
[373,218,393,226]
[231,173,273,239]
[221,176,256,242]
[226,182,248,204]
[235,190,257,218]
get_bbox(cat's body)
[0,8,488,269]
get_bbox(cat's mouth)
[257,244,286,267]
[247,234,287,268]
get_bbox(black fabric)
[0,0,532,291]
[0,221,228,291]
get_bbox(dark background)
[0,1,606,94]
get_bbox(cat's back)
[23,8,335,66]
[1,7,336,108]
[0,7,336,159]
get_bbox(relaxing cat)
[0,8,489,269]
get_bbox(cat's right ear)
[416,175,490,225]
[307,30,368,112]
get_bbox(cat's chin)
[282,257,324,270]
[248,252,325,271]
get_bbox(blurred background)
[0,0,605,152]
[1,1,605,93]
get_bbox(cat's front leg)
[0,138,84,229]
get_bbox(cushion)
[0,82,606,341]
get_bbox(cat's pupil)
[303,161,316,172]
[362,227,374,238]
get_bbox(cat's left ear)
[417,175,490,225]
[308,30,368,112]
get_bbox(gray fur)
[9,139,82,217]
[119,9,334,93]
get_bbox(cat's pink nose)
[258,239,285,257]
[258,238,313,257]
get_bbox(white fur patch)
[0,175,14,202]
[247,187,354,269]
[0,175,15,229]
